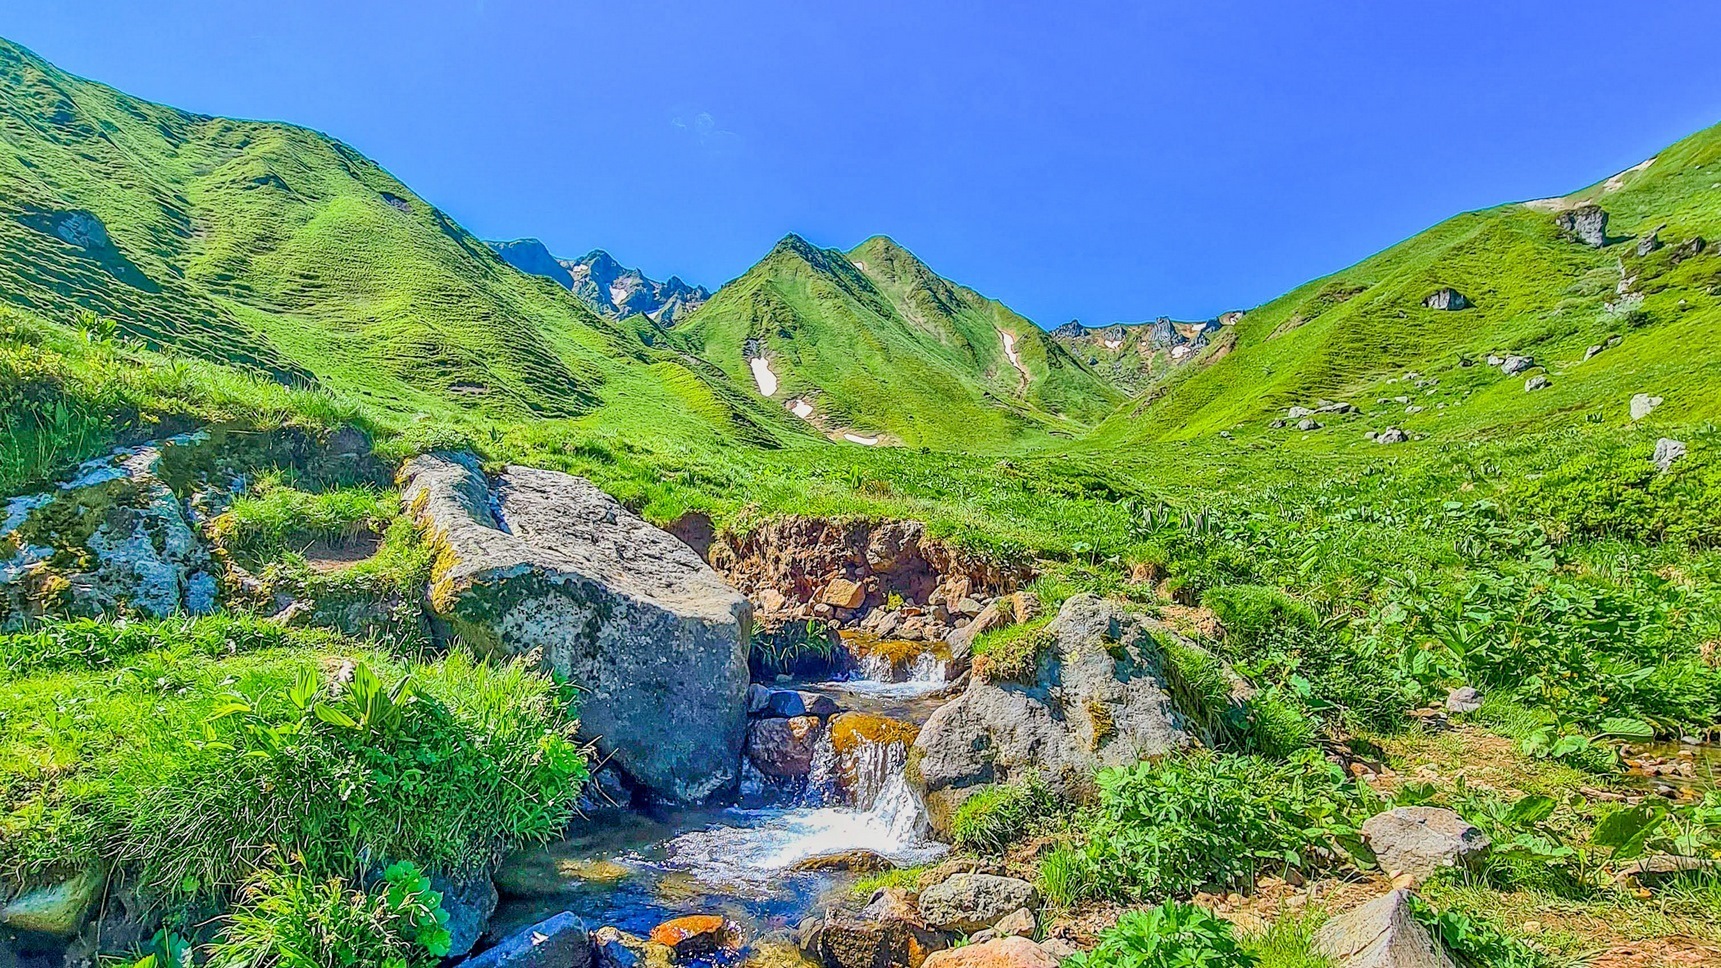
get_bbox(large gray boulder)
[1314,890,1454,968]
[462,912,592,968]
[1361,807,1490,883]
[401,453,752,803]
[1555,204,1609,247]
[1654,438,1687,473]
[917,874,1040,934]
[911,595,1197,834]
[1,434,214,628]
[798,888,947,968]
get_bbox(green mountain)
[1095,122,1721,446]
[675,234,1122,447]
[0,37,796,449]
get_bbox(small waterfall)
[856,649,948,684]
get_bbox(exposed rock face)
[1631,393,1663,420]
[1555,204,1610,247]
[564,249,711,326]
[1422,288,1470,311]
[487,243,710,326]
[464,912,594,968]
[1653,438,1687,473]
[946,593,1040,677]
[1524,374,1550,392]
[922,938,1058,968]
[912,595,1197,834]
[1361,807,1490,883]
[1376,428,1409,445]
[709,518,1029,632]
[1,434,214,629]
[917,874,1040,934]
[401,453,752,803]
[0,865,103,936]
[1314,890,1454,968]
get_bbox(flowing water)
[489,640,953,955]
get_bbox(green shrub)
[1238,916,1331,968]
[951,776,1056,853]
[1159,636,1314,757]
[1079,750,1377,900]
[207,862,450,968]
[1407,896,1556,968]
[1066,903,1258,968]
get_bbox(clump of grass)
[972,617,1054,684]
[1038,847,1093,910]
[206,862,450,968]
[950,776,1056,853]
[213,479,396,565]
[1239,915,1333,968]
[850,865,930,898]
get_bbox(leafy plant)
[206,862,450,968]
[1066,903,1258,968]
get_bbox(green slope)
[675,234,1120,448]
[1093,121,1721,448]
[0,37,798,449]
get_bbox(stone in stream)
[1314,890,1454,968]
[912,595,1205,836]
[789,850,897,873]
[759,689,841,718]
[461,911,593,968]
[433,871,500,958]
[916,874,1040,934]
[400,453,752,804]
[747,716,824,778]
[649,915,739,960]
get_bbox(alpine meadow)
[2,19,1721,968]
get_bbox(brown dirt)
[300,532,381,573]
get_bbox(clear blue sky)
[4,2,1719,325]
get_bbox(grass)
[0,616,585,912]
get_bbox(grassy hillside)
[675,234,1121,448]
[1093,120,1721,448]
[0,37,796,451]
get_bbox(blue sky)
[4,1,1719,325]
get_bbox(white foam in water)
[841,650,948,698]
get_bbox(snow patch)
[789,399,815,420]
[1102,338,1122,350]
[843,433,880,446]
[749,357,779,396]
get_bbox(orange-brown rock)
[649,915,738,958]
[822,577,867,609]
[829,712,920,757]
[923,937,1058,968]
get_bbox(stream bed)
[489,640,953,956]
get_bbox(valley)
[2,30,1721,968]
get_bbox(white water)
[847,650,949,696]
[749,357,779,396]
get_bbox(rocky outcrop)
[401,453,752,803]
[1631,393,1663,420]
[1361,807,1490,883]
[1422,288,1470,311]
[564,250,711,326]
[1653,438,1687,473]
[1314,890,1454,968]
[434,872,499,958]
[1524,374,1550,392]
[708,518,1030,633]
[911,595,1197,833]
[1555,204,1610,247]
[917,874,1040,934]
[1499,355,1534,376]
[1,434,215,629]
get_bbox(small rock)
[1037,938,1079,961]
[1364,431,1378,441]
[1288,406,1316,419]
[746,715,824,778]
[463,912,593,968]
[1524,375,1549,392]
[1361,807,1490,884]
[1486,355,1503,367]
[918,874,1040,934]
[822,578,866,610]
[1615,854,1721,887]
[1637,226,1664,257]
[1630,394,1663,421]
[746,683,773,715]
[0,865,103,936]
[649,915,738,959]
[1500,355,1534,376]
[1585,343,1606,360]
[1653,438,1687,473]
[993,908,1035,938]
[1297,418,1322,431]
[763,690,840,719]
[790,850,896,874]
[1315,890,1455,968]
[923,937,1059,968]
[1376,428,1408,445]
[1445,686,1483,715]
